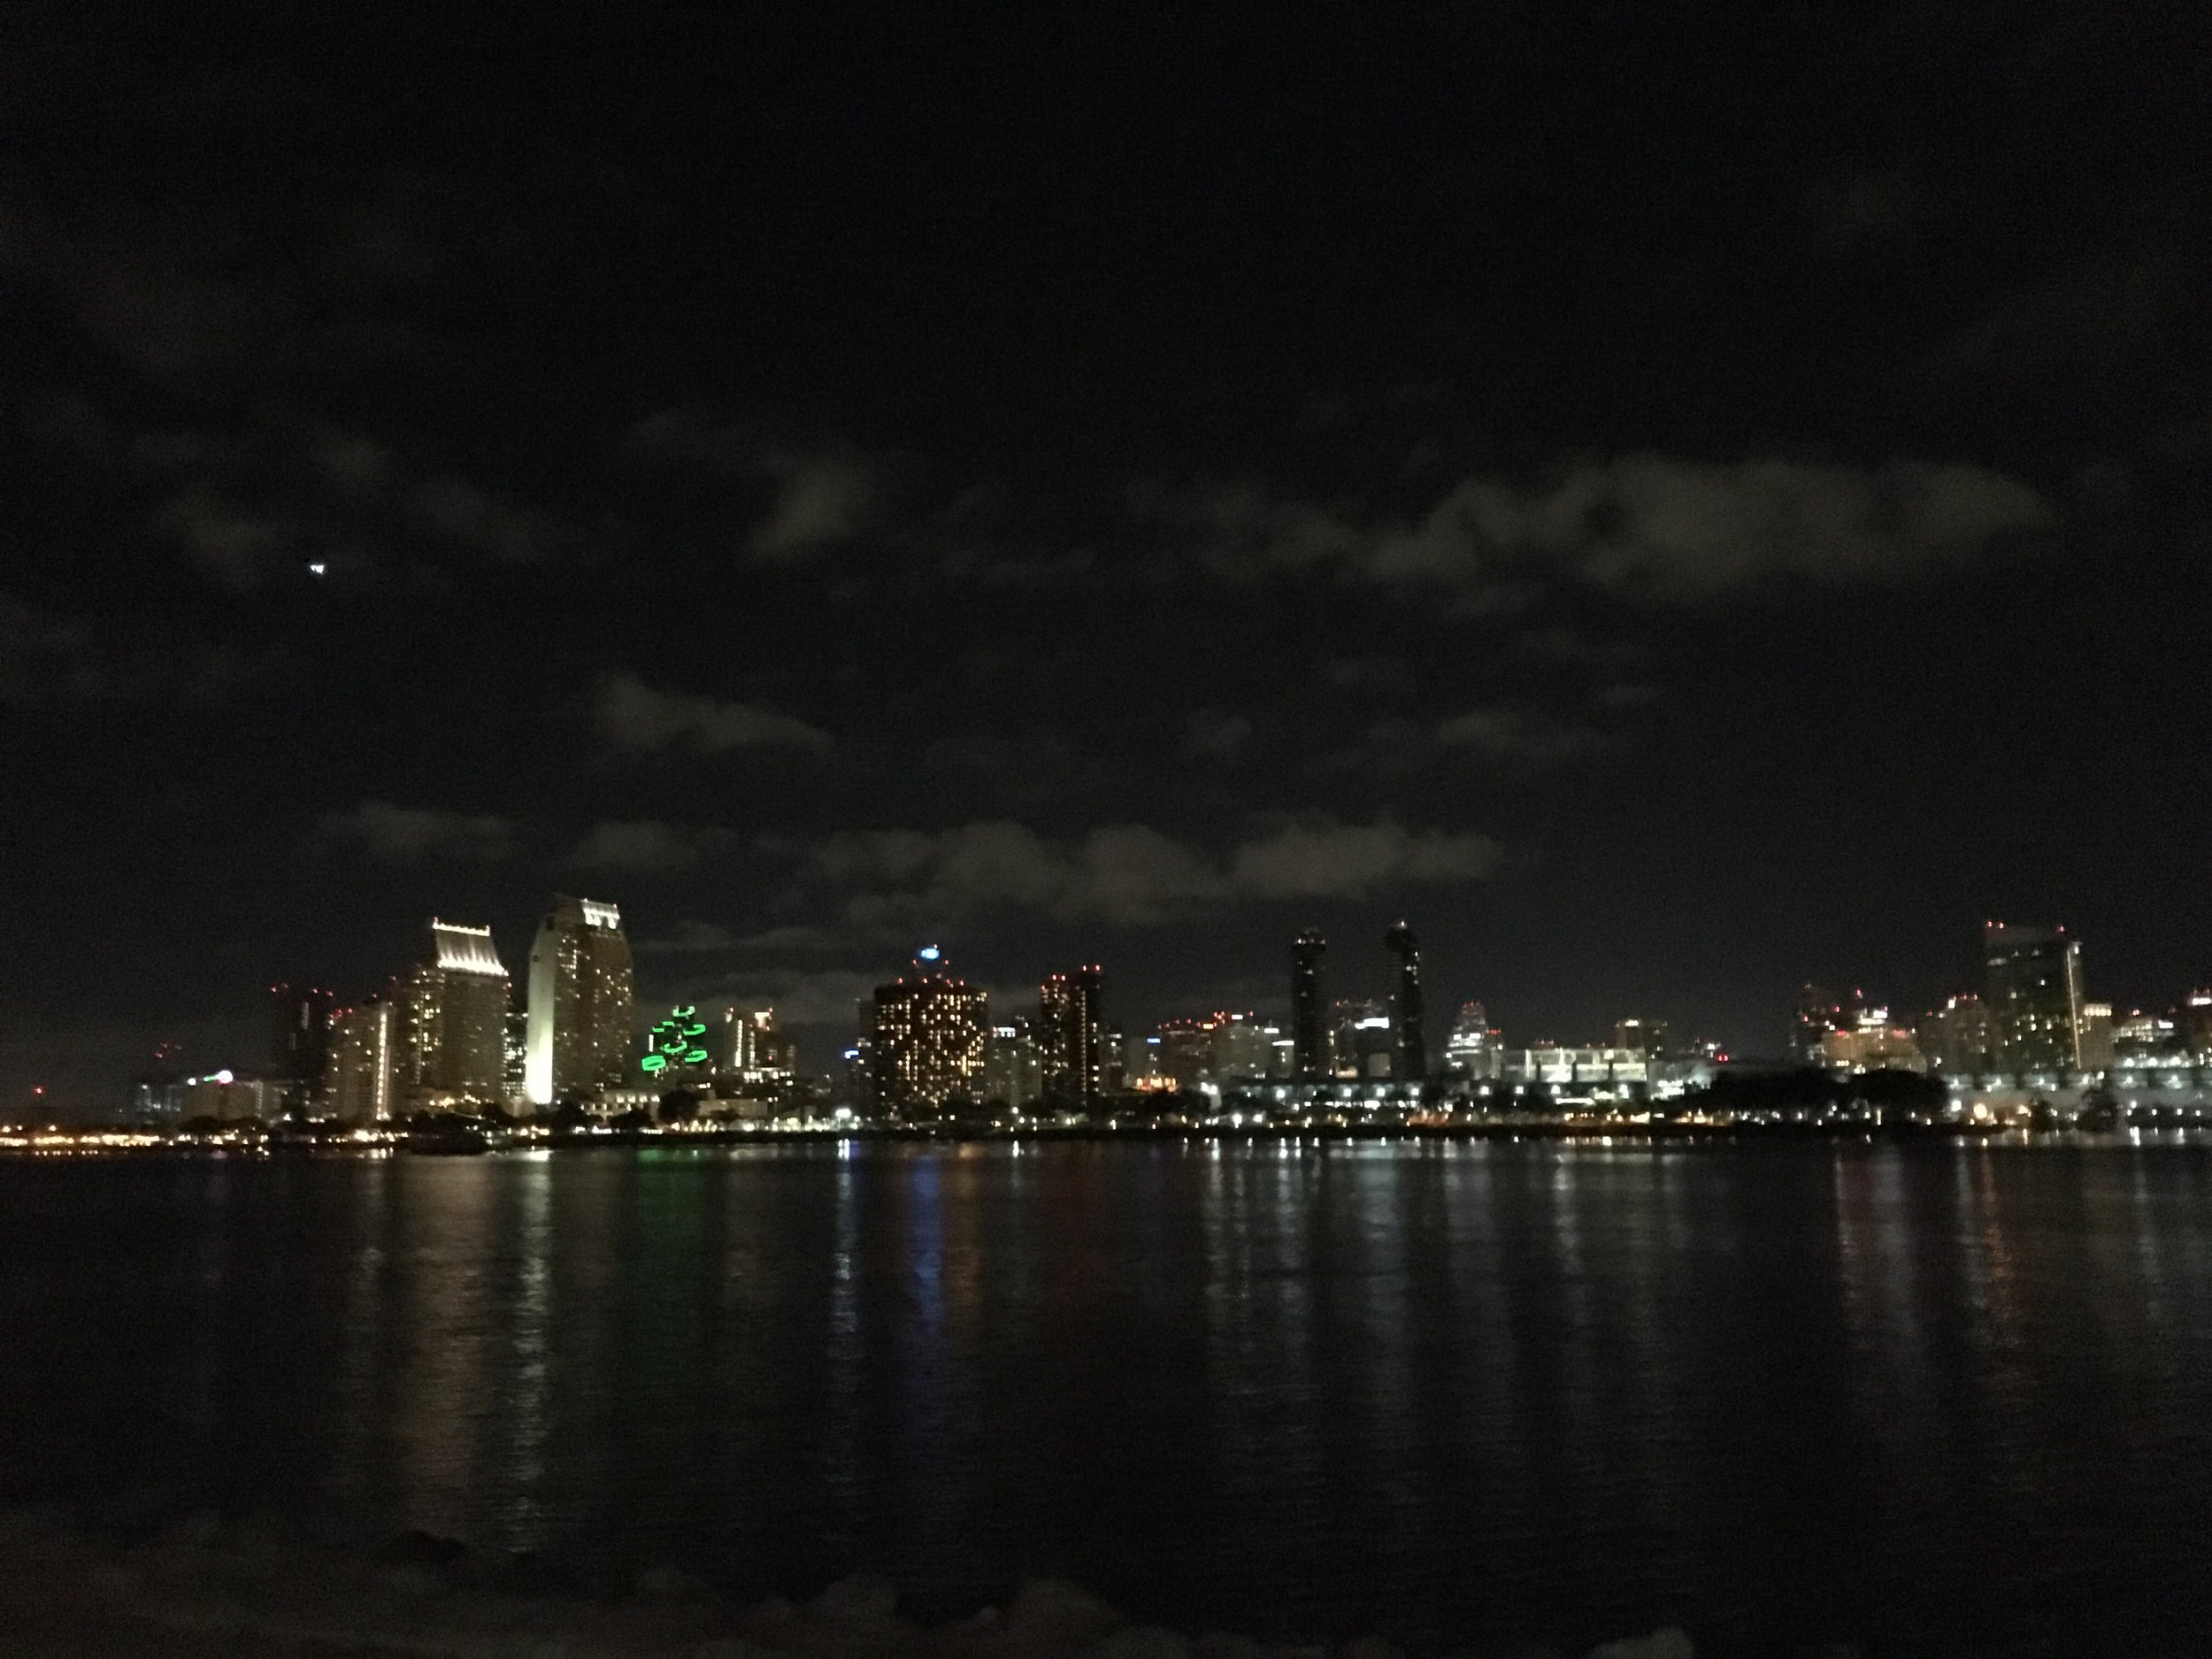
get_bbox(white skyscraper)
[525,895,636,1107]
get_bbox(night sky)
[5,4,2209,1113]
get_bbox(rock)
[1584,1632,1692,1659]
[811,1572,900,1622]
[1007,1578,1123,1647]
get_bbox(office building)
[1386,921,1427,1080]
[1446,1002,1502,1079]
[269,984,335,1110]
[1333,998,1394,1079]
[525,895,637,1107]
[982,1019,1045,1108]
[1291,929,1329,1081]
[326,1001,399,1124]
[1820,1006,1927,1073]
[2078,1002,2116,1073]
[1918,994,1995,1074]
[2178,991,2212,1059]
[1794,984,1855,1064]
[1039,964,1105,1108]
[1613,1018,1671,1059]
[871,947,988,1111]
[1984,922,2085,1074]
[720,1007,796,1088]
[398,920,511,1110]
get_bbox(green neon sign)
[643,1004,712,1077]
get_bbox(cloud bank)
[597,674,833,754]
[788,816,1501,928]
[1149,454,2051,602]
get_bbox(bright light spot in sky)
[918,944,941,961]
[306,562,327,576]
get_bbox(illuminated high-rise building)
[1446,1002,1501,1078]
[720,1007,795,1087]
[326,1000,399,1124]
[525,895,637,1106]
[1983,922,2084,1074]
[1291,929,1329,1081]
[1039,964,1105,1108]
[870,946,987,1112]
[1386,921,1426,1080]
[397,920,511,1109]
[269,984,336,1107]
[1917,993,1995,1074]
[982,1018,1045,1108]
[1794,984,1853,1064]
[1333,998,1394,1079]
[1612,1018,1671,1059]
[2077,1002,2116,1073]
[2177,991,2212,1060]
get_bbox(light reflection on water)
[3,1140,2212,1655]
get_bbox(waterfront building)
[1820,1006,1928,1073]
[525,895,636,1107]
[720,1006,796,1088]
[1918,993,1996,1075]
[1039,964,1105,1107]
[1333,998,1394,1079]
[397,920,511,1110]
[2078,1002,2116,1072]
[1984,922,2085,1074]
[1613,1018,1671,1058]
[268,984,335,1110]
[1291,930,1329,1080]
[982,1019,1045,1108]
[1446,1002,1502,1079]
[1386,921,1427,1080]
[2112,1010,2181,1064]
[1793,984,1856,1064]
[871,947,988,1111]
[2177,991,2212,1060]
[326,1001,399,1123]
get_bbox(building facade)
[397,920,511,1110]
[872,949,989,1111]
[1291,929,1329,1081]
[1039,965,1105,1108]
[525,895,637,1107]
[1984,922,2085,1074]
[1386,922,1427,1080]
[326,1001,399,1124]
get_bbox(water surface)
[3,1139,2209,1656]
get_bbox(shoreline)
[4,1119,2210,1159]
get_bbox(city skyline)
[7,7,2211,1115]
[81,888,2212,1127]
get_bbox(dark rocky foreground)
[0,1506,1765,1659]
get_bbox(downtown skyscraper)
[525,895,637,1107]
[1040,964,1105,1109]
[1386,921,1427,1081]
[398,920,511,1110]
[1984,921,2085,1074]
[869,946,988,1112]
[1291,929,1329,1082]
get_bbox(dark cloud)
[1143,457,2052,603]
[314,802,514,863]
[783,816,1502,930]
[595,674,833,754]
[564,819,714,875]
